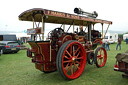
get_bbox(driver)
[78,26,86,36]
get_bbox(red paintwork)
[28,41,44,71]
[27,41,56,72]
[27,31,104,74]
[37,42,56,72]
[57,34,72,48]
[93,39,103,45]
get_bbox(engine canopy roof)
[19,8,112,26]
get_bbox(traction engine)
[19,8,112,80]
[27,27,106,79]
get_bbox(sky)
[0,0,128,33]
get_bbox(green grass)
[0,42,128,85]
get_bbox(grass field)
[0,42,128,85]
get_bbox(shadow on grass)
[32,65,100,82]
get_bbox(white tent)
[102,33,118,43]
[9,33,30,39]
[123,34,128,40]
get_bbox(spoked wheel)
[94,47,107,68]
[56,40,86,80]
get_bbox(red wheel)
[94,47,107,68]
[56,40,86,80]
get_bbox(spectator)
[106,40,110,51]
[102,42,106,49]
[126,37,128,44]
[116,38,121,50]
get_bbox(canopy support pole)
[41,16,44,40]
[31,17,35,41]
[63,24,65,32]
[73,23,75,33]
[33,19,34,29]
[103,24,110,39]
[88,22,92,41]
[50,40,51,62]
[101,23,104,38]
[93,24,95,30]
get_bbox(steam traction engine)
[19,8,112,80]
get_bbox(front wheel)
[94,47,107,68]
[56,40,86,80]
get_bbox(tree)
[118,34,123,40]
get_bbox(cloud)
[0,0,128,32]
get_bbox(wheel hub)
[72,57,77,63]
[99,55,103,59]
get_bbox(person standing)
[102,42,106,49]
[106,40,110,51]
[116,38,121,50]
[126,37,128,44]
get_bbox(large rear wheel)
[56,40,86,80]
[94,47,107,68]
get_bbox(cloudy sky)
[0,0,128,33]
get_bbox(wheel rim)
[96,47,107,67]
[62,42,86,79]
